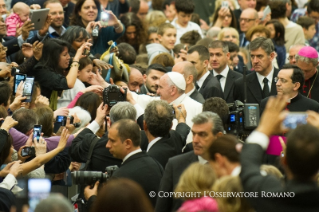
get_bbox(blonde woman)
[218,27,240,46]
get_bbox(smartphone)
[56,115,67,126]
[22,77,35,102]
[33,125,42,142]
[221,1,229,8]
[13,74,26,95]
[28,178,51,212]
[262,5,271,21]
[283,112,307,129]
[100,11,109,27]
[21,146,35,157]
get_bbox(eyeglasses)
[274,77,294,84]
[287,55,295,60]
[239,18,256,23]
[0,46,7,51]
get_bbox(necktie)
[216,75,223,82]
[262,78,270,98]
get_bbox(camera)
[103,85,127,107]
[72,165,118,187]
[21,146,35,157]
[92,26,99,37]
[226,100,260,138]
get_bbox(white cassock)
[131,93,203,143]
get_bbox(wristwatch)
[73,122,81,128]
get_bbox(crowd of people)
[0,0,319,211]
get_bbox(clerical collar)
[287,93,299,103]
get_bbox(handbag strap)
[82,136,100,171]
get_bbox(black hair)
[146,64,168,75]
[266,19,286,46]
[187,45,210,61]
[60,26,90,53]
[175,0,194,14]
[281,64,304,91]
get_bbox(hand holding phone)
[22,77,35,102]
[33,125,42,142]
[13,74,26,95]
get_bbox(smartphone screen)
[23,77,35,102]
[283,112,307,129]
[13,74,26,94]
[33,125,42,142]
[28,178,51,212]
[21,147,31,157]
[56,115,67,126]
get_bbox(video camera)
[72,165,118,187]
[103,85,127,107]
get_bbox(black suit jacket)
[233,68,279,105]
[155,151,199,212]
[147,123,190,168]
[301,68,319,103]
[211,69,243,103]
[189,89,205,104]
[240,143,319,212]
[3,34,41,56]
[112,152,163,207]
[198,73,224,100]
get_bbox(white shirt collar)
[256,67,274,90]
[197,71,210,88]
[198,156,208,164]
[48,26,66,36]
[170,93,187,105]
[172,18,191,29]
[231,165,241,176]
[213,65,229,78]
[146,137,162,152]
[122,148,142,164]
[185,86,196,96]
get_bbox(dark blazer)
[211,69,243,103]
[233,68,279,105]
[240,143,319,212]
[63,2,75,28]
[3,34,40,56]
[198,72,224,100]
[189,89,205,104]
[147,123,190,168]
[70,128,122,172]
[155,151,199,212]
[301,67,319,103]
[112,152,163,207]
[233,9,242,32]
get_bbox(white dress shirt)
[213,66,230,92]
[231,165,242,176]
[171,18,204,44]
[256,67,274,92]
[122,148,142,164]
[198,155,208,164]
[185,86,196,97]
[196,71,210,89]
[146,137,163,152]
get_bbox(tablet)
[29,8,50,30]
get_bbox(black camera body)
[72,165,119,187]
[226,100,259,138]
[103,85,127,107]
[21,146,35,157]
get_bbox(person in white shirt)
[170,0,203,44]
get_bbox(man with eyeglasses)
[233,37,279,105]
[290,0,319,51]
[287,44,305,65]
[239,8,258,47]
[233,0,256,32]
[260,64,319,114]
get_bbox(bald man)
[239,8,259,47]
[288,44,305,65]
[128,67,144,93]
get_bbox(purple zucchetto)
[298,46,318,59]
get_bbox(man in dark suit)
[240,95,319,212]
[295,46,319,103]
[107,119,163,207]
[172,61,205,104]
[208,40,243,103]
[155,111,224,212]
[144,100,189,168]
[233,37,279,105]
[186,45,224,100]
[140,64,168,95]
[260,64,319,114]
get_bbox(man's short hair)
[297,16,315,30]
[34,194,73,212]
[175,0,194,14]
[146,64,168,75]
[281,64,304,91]
[269,0,287,19]
[114,119,141,147]
[0,82,11,107]
[150,53,175,67]
[196,37,214,48]
[207,135,240,162]
[180,30,202,46]
[224,41,239,53]
[295,53,318,66]
[203,97,229,126]
[129,0,141,13]
[208,40,229,53]
[286,124,319,180]
[307,0,319,15]
[43,0,61,8]
[187,45,210,61]
[118,43,137,65]
[130,64,146,75]
[144,100,174,137]
[157,23,175,36]
[12,108,38,134]
[192,111,224,135]
[183,62,198,83]
[110,102,137,123]
[248,37,274,55]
